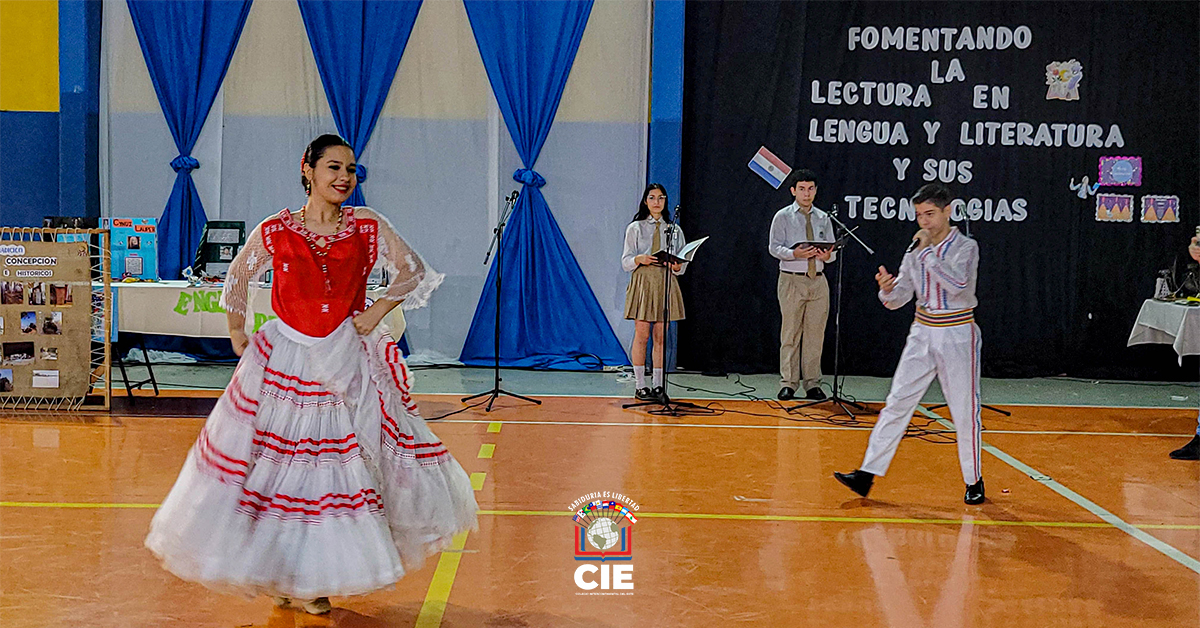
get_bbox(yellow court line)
[486,422,502,433]
[469,473,486,491]
[3,502,1198,531]
[0,501,159,509]
[477,444,495,459]
[473,509,1200,531]
[414,531,469,628]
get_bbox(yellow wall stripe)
[0,0,59,112]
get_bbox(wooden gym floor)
[1,395,1198,627]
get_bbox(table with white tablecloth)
[1127,298,1200,363]
[107,281,407,396]
[1127,299,1200,452]
[110,281,406,338]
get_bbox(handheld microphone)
[906,236,920,253]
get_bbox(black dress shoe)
[1169,435,1200,460]
[634,387,654,401]
[964,478,986,504]
[805,387,828,401]
[834,469,874,497]
[652,386,668,403]
[778,387,796,400]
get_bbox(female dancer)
[146,134,477,614]
[622,183,687,401]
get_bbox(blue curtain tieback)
[513,168,546,188]
[170,155,200,173]
[355,164,368,184]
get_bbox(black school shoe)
[634,387,655,401]
[805,387,828,401]
[1169,435,1200,460]
[834,469,875,497]
[964,478,986,505]
[778,387,796,401]
[652,386,668,403]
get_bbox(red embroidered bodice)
[258,208,378,337]
[221,206,440,339]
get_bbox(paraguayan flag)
[748,146,792,189]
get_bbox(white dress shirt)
[879,227,979,312]
[622,217,687,275]
[768,202,837,273]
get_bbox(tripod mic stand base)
[461,388,542,413]
[924,402,1011,417]
[622,392,709,417]
[788,394,868,418]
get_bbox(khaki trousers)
[778,272,829,391]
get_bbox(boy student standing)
[835,183,986,505]
[769,169,835,401]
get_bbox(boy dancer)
[1169,236,1200,460]
[835,183,985,504]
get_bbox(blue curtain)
[460,0,628,370]
[297,0,422,207]
[126,0,253,279]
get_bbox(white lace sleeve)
[358,207,444,310]
[220,223,273,317]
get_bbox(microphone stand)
[462,190,542,412]
[623,204,706,416]
[790,203,869,418]
[922,208,1011,417]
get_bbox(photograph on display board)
[20,312,37,334]
[42,312,62,335]
[40,347,58,361]
[1,282,23,305]
[0,369,12,392]
[27,282,46,306]
[50,284,73,307]
[31,370,59,389]
[2,342,34,366]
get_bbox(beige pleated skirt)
[624,265,685,322]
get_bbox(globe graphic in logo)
[587,518,621,551]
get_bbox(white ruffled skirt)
[145,319,478,599]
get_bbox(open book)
[653,236,709,265]
[789,235,848,252]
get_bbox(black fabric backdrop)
[678,1,1200,380]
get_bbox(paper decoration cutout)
[1098,156,1142,186]
[1070,176,1100,198]
[1045,60,1083,101]
[1095,194,1133,222]
[1140,195,1180,223]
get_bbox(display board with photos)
[0,240,93,398]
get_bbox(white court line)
[436,418,1187,439]
[418,391,1200,412]
[915,406,1200,574]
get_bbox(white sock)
[634,367,647,389]
[652,368,664,388]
